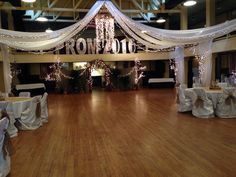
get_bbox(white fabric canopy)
[0,0,235,51]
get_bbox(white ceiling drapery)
[0,0,235,51]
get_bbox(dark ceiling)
[0,0,236,32]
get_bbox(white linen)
[0,118,10,177]
[187,88,214,118]
[16,83,46,90]
[173,47,185,84]
[217,82,228,89]
[176,84,192,112]
[5,105,18,138]
[0,1,235,50]
[18,97,42,130]
[6,98,32,119]
[205,89,223,109]
[0,1,103,51]
[148,78,174,83]
[216,87,236,118]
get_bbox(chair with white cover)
[19,92,31,98]
[216,87,236,118]
[0,102,18,138]
[41,93,48,123]
[176,84,192,112]
[191,88,214,118]
[18,96,42,130]
[0,118,10,177]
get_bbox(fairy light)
[45,56,73,82]
[80,59,112,91]
[95,12,115,51]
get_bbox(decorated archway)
[80,59,112,92]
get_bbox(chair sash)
[36,102,41,119]
[195,96,204,108]
[225,93,236,105]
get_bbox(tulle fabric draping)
[0,0,235,51]
[193,40,213,87]
[105,1,236,47]
[171,47,185,84]
[0,1,104,51]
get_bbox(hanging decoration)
[45,57,73,82]
[10,62,21,79]
[95,10,115,51]
[80,59,112,92]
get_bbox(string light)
[95,12,115,51]
[45,56,73,82]
[80,59,112,91]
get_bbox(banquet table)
[148,78,175,88]
[204,89,223,108]
[5,97,32,118]
[15,83,46,96]
[185,88,223,109]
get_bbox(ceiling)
[0,0,235,32]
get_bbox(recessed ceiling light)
[141,30,147,33]
[22,0,36,3]
[156,17,166,23]
[45,28,53,33]
[183,0,197,7]
[36,17,48,22]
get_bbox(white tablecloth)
[185,88,223,109]
[148,78,174,83]
[16,83,45,91]
[205,90,223,108]
[5,97,33,118]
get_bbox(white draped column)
[195,40,213,87]
[172,46,185,84]
[1,44,12,93]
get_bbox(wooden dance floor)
[10,89,236,177]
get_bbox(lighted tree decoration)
[80,59,112,92]
[120,59,146,89]
[45,57,73,82]
[169,58,177,81]
[133,59,146,89]
[10,62,21,79]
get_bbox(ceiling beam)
[31,0,59,20]
[130,0,150,21]
[0,5,180,14]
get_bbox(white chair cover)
[18,97,42,130]
[216,87,236,118]
[0,102,18,138]
[0,102,8,111]
[0,118,10,177]
[176,84,192,112]
[191,88,214,118]
[41,93,48,123]
[19,92,31,98]
[5,106,18,138]
[217,82,228,89]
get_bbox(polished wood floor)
[9,89,236,177]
